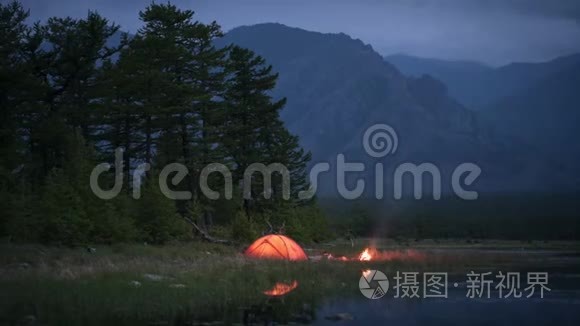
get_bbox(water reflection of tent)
[245,235,308,261]
[263,280,299,296]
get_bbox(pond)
[248,249,580,325]
[316,282,580,325]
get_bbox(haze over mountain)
[388,52,580,185]
[481,62,580,170]
[387,53,580,110]
[217,23,579,195]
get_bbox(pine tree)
[0,1,28,174]
[223,46,312,217]
[0,1,31,236]
[132,3,230,230]
[0,1,327,244]
[133,174,190,244]
[16,10,121,184]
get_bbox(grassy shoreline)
[1,240,579,325]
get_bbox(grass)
[1,240,578,325]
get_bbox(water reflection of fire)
[361,269,372,279]
[263,280,299,297]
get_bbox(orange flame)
[263,280,299,297]
[358,248,373,261]
[357,247,425,262]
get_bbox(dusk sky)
[15,0,580,66]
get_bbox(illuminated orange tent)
[244,235,308,261]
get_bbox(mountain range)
[387,52,580,181]
[217,23,580,195]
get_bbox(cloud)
[418,0,580,21]
[14,0,580,65]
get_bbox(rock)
[143,273,165,281]
[147,321,169,326]
[309,255,323,262]
[21,315,37,325]
[325,313,353,321]
[129,280,142,287]
[169,284,187,289]
[16,262,31,269]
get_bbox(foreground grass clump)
[0,240,577,325]
[0,242,358,324]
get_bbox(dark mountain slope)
[219,24,481,159]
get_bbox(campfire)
[323,247,424,262]
[358,248,373,261]
[354,247,426,279]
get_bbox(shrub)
[133,178,190,244]
[231,211,257,242]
